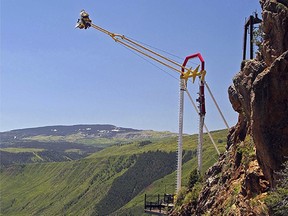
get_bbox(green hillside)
[0,129,227,215]
[0,125,177,166]
[115,130,227,215]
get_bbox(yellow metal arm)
[76,10,205,82]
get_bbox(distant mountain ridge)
[0,124,177,166]
[0,124,139,140]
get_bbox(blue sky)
[1,0,261,133]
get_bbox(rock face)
[261,0,288,65]
[252,51,288,186]
[195,141,269,215]
[171,0,288,215]
[200,0,288,212]
[229,0,288,187]
[246,0,288,186]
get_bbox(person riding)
[76,10,92,29]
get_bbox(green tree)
[187,169,200,190]
[266,161,288,215]
[253,24,264,53]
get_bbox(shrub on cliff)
[266,160,288,215]
[187,168,201,190]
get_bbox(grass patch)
[0,148,44,153]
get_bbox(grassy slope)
[89,129,227,159]
[0,130,227,215]
[22,130,177,147]
[0,148,45,153]
[115,130,227,215]
[0,157,134,216]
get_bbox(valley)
[0,125,227,215]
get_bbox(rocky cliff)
[171,0,288,215]
[229,0,288,188]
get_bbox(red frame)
[181,53,205,73]
[182,53,206,115]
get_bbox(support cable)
[184,87,220,155]
[126,36,199,67]
[91,24,189,75]
[204,81,230,130]
[118,43,180,81]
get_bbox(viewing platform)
[144,194,174,215]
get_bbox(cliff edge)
[171,0,288,215]
[229,0,288,188]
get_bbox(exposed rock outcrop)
[252,51,288,186]
[260,0,288,65]
[195,139,269,215]
[226,0,288,190]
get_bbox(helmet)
[80,10,89,18]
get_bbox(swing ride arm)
[75,10,206,81]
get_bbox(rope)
[91,23,194,74]
[118,43,179,81]
[126,36,200,67]
[204,81,230,130]
[114,36,184,74]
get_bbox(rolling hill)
[0,124,176,166]
[0,125,227,215]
